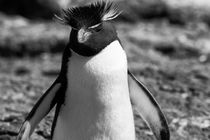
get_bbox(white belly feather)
[53,40,135,140]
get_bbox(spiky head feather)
[56,1,121,29]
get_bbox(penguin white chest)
[53,40,135,140]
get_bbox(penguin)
[17,1,170,140]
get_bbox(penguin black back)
[57,1,121,56]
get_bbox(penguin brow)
[88,23,102,29]
[55,1,121,29]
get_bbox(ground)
[0,0,210,140]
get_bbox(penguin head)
[56,1,121,56]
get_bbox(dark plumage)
[56,1,121,29]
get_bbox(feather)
[55,1,121,29]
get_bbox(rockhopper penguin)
[17,1,170,140]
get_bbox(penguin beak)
[77,28,91,43]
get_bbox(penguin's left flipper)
[128,71,170,140]
[17,78,64,140]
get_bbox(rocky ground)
[0,0,210,140]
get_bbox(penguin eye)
[94,26,102,32]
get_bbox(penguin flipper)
[17,77,64,140]
[128,71,170,140]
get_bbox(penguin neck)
[68,28,117,57]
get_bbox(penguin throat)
[70,43,104,57]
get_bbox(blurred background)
[0,0,210,140]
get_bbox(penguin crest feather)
[55,1,121,29]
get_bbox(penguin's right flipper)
[128,71,170,140]
[17,77,64,140]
